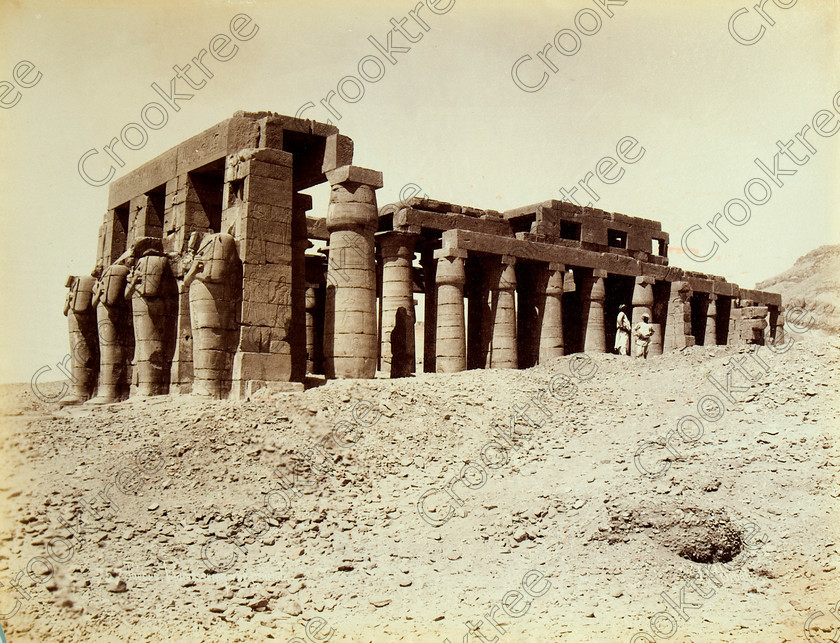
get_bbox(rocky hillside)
[757,244,840,332]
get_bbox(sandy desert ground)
[0,318,837,642]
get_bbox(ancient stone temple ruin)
[62,111,783,403]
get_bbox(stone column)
[324,166,382,380]
[379,231,416,378]
[185,233,239,398]
[581,270,607,353]
[489,256,518,369]
[631,276,654,327]
[90,263,131,404]
[125,238,177,396]
[664,281,695,351]
[305,286,319,374]
[704,294,718,346]
[435,248,467,373]
[61,275,98,406]
[539,263,565,362]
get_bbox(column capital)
[433,247,468,261]
[378,231,416,262]
[435,252,466,286]
[548,262,565,273]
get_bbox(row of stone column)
[435,254,570,373]
[62,233,239,405]
[431,268,736,372]
[318,240,720,377]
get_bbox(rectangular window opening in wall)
[114,203,130,255]
[560,220,581,241]
[656,238,668,257]
[147,185,166,237]
[608,229,627,249]
[189,159,225,234]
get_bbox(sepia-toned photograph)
[0,1,838,641]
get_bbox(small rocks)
[283,600,303,616]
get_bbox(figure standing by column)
[614,304,631,356]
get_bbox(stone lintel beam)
[108,116,262,209]
[326,165,383,188]
[738,288,782,308]
[394,207,513,237]
[440,228,642,276]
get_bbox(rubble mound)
[0,333,837,641]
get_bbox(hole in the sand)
[601,503,745,564]
[667,515,743,564]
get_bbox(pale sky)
[1,0,838,383]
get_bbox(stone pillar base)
[231,350,292,399]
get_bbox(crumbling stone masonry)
[62,111,783,402]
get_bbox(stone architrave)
[184,232,240,397]
[582,270,607,353]
[89,261,131,404]
[125,237,176,396]
[60,275,98,405]
[435,248,467,373]
[323,166,382,380]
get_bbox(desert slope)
[757,244,840,332]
